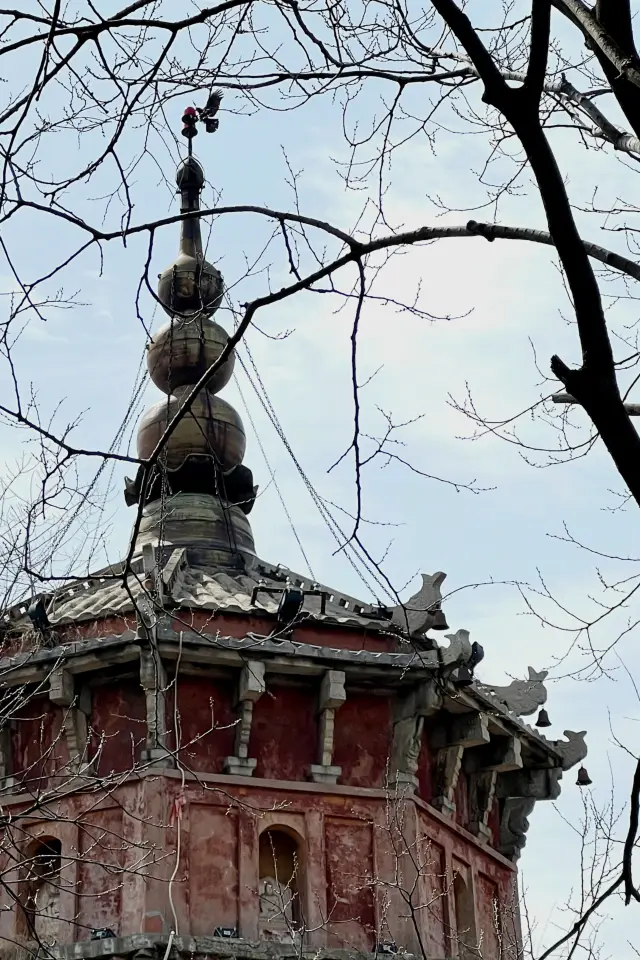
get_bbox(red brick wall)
[10,697,63,789]
[250,684,318,780]
[167,677,236,774]
[189,805,239,935]
[333,695,392,788]
[90,682,146,776]
[325,817,375,950]
[77,808,124,936]
[454,772,470,830]
[419,836,448,957]
[417,733,434,802]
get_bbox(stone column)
[224,661,265,776]
[0,720,14,791]
[139,648,173,767]
[49,667,92,777]
[309,670,346,784]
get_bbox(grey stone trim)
[49,934,417,960]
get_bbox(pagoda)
[0,112,588,960]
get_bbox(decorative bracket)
[468,771,497,843]
[389,571,447,637]
[496,765,564,860]
[224,661,265,777]
[432,744,464,815]
[551,730,588,771]
[391,681,442,792]
[476,667,548,717]
[497,767,562,801]
[499,798,536,861]
[449,712,490,749]
[309,670,346,784]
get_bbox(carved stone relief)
[389,571,447,637]
[499,798,536,861]
[391,681,442,791]
[551,730,588,771]
[476,667,548,717]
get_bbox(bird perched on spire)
[200,88,223,132]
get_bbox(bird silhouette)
[202,88,223,117]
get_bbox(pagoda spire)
[125,107,258,569]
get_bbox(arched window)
[453,871,478,958]
[20,838,62,946]
[258,828,302,943]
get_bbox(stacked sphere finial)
[136,155,246,480]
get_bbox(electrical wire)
[234,371,316,580]
[236,345,395,602]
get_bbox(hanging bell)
[576,766,592,787]
[430,607,449,631]
[535,708,551,728]
[455,664,474,688]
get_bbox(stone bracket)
[497,767,563,801]
[432,744,464,815]
[49,666,74,706]
[481,735,523,773]
[449,712,490,749]
[224,661,265,777]
[309,669,346,784]
[499,797,536,861]
[391,680,442,792]
[468,770,497,842]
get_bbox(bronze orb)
[146,316,235,395]
[157,254,224,317]
[137,390,246,472]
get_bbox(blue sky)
[2,9,640,953]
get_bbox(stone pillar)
[224,661,265,776]
[49,667,92,776]
[304,809,327,946]
[0,720,15,791]
[309,670,346,784]
[238,809,259,939]
[139,648,173,767]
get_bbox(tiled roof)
[20,554,395,633]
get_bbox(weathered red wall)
[325,817,375,950]
[11,697,63,789]
[250,685,317,780]
[166,678,236,773]
[417,734,434,802]
[2,774,518,953]
[476,871,502,958]
[454,772,470,831]
[90,682,146,776]
[488,796,501,847]
[171,610,397,652]
[333,695,392,788]
[77,808,124,936]
[189,805,239,935]
[418,835,449,957]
